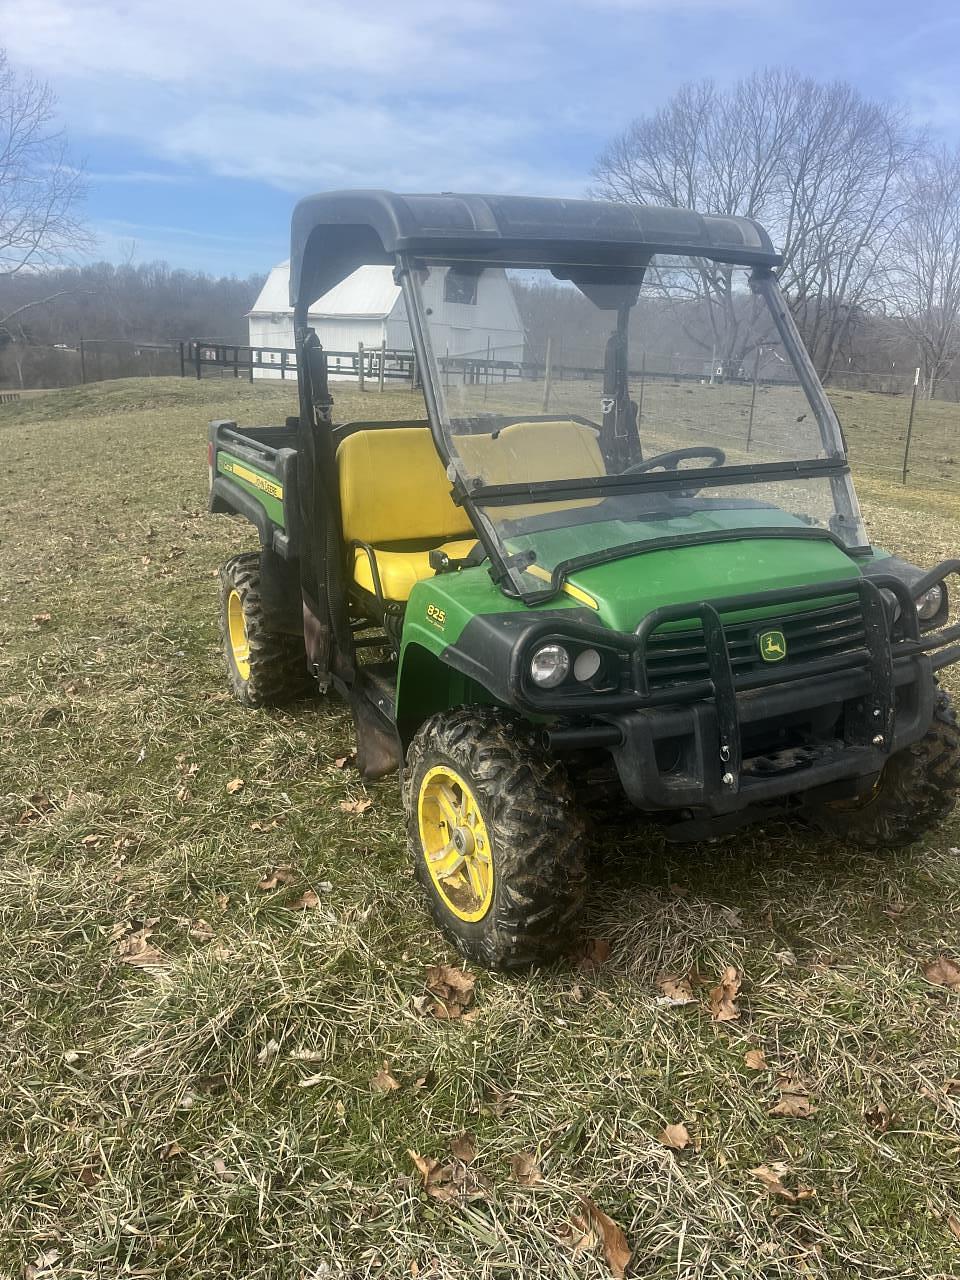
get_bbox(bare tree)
[886,145,960,397]
[593,69,917,378]
[0,48,89,335]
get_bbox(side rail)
[208,419,299,557]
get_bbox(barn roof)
[249,261,400,320]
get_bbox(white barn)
[248,261,524,378]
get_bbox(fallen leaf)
[577,1196,632,1279]
[750,1162,815,1202]
[509,1151,543,1185]
[81,833,103,848]
[769,1074,817,1119]
[225,778,245,795]
[744,1049,767,1071]
[257,1038,281,1063]
[32,612,52,625]
[256,865,298,891]
[944,1077,960,1096]
[865,1100,891,1132]
[78,1163,101,1187]
[709,965,741,1021]
[656,974,695,1005]
[947,1213,960,1242]
[189,919,214,941]
[371,1062,400,1093]
[579,938,612,970]
[923,956,960,991]
[211,1157,233,1181]
[24,1248,60,1280]
[658,1122,691,1150]
[160,1141,187,1160]
[333,752,356,769]
[249,818,282,832]
[289,888,320,910]
[421,964,476,1020]
[117,926,167,968]
[407,1150,458,1202]
[339,796,373,814]
[450,1132,476,1163]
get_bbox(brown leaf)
[923,956,960,990]
[450,1132,476,1163]
[339,795,373,814]
[944,1077,960,1096]
[118,926,167,968]
[256,865,298,891]
[579,937,612,970]
[509,1151,543,1185]
[422,964,476,1020]
[657,974,695,1005]
[406,1150,459,1202]
[78,1163,101,1186]
[249,818,282,832]
[769,1075,817,1119]
[188,919,214,941]
[709,965,741,1021]
[744,1049,767,1071]
[225,777,245,794]
[333,752,356,769]
[32,612,52,625]
[577,1196,632,1279]
[750,1162,814,1202]
[81,833,103,848]
[289,888,320,910]
[211,1157,234,1181]
[947,1214,960,1242]
[865,1100,891,1132]
[371,1062,400,1093]
[160,1141,187,1160]
[658,1122,691,1150]
[24,1249,60,1280]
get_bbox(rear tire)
[219,552,311,708]
[805,691,960,849]
[404,707,586,970]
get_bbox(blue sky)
[3,0,960,277]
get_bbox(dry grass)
[1,377,960,1280]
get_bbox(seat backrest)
[456,419,605,521]
[337,427,473,546]
[456,420,605,486]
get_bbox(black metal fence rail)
[184,339,417,387]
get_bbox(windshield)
[403,256,867,598]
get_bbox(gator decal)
[217,452,285,528]
[220,458,283,500]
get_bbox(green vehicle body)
[208,190,960,844]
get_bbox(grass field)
[2,377,960,1280]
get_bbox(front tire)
[219,552,311,708]
[404,707,586,970]
[805,691,960,849]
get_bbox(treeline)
[0,261,265,387]
[593,69,960,397]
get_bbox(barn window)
[444,268,478,306]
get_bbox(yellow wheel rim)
[418,764,494,922]
[227,589,251,681]
[826,771,885,811]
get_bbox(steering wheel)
[623,446,726,476]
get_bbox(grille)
[644,597,867,691]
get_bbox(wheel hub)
[417,765,493,923]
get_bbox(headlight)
[530,643,570,688]
[916,583,945,621]
[573,648,602,683]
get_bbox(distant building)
[247,261,524,378]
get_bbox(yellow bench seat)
[351,538,478,602]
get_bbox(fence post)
[357,341,365,391]
[541,335,553,412]
[178,341,185,378]
[79,338,86,385]
[248,347,254,383]
[746,346,761,451]
[195,343,202,379]
[411,350,418,390]
[901,366,921,484]
[637,350,646,427]
[378,338,386,393]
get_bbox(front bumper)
[517,562,960,817]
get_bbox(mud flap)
[350,686,403,780]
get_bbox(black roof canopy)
[289,190,782,315]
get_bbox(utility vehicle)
[208,191,960,969]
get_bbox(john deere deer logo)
[758,629,787,662]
